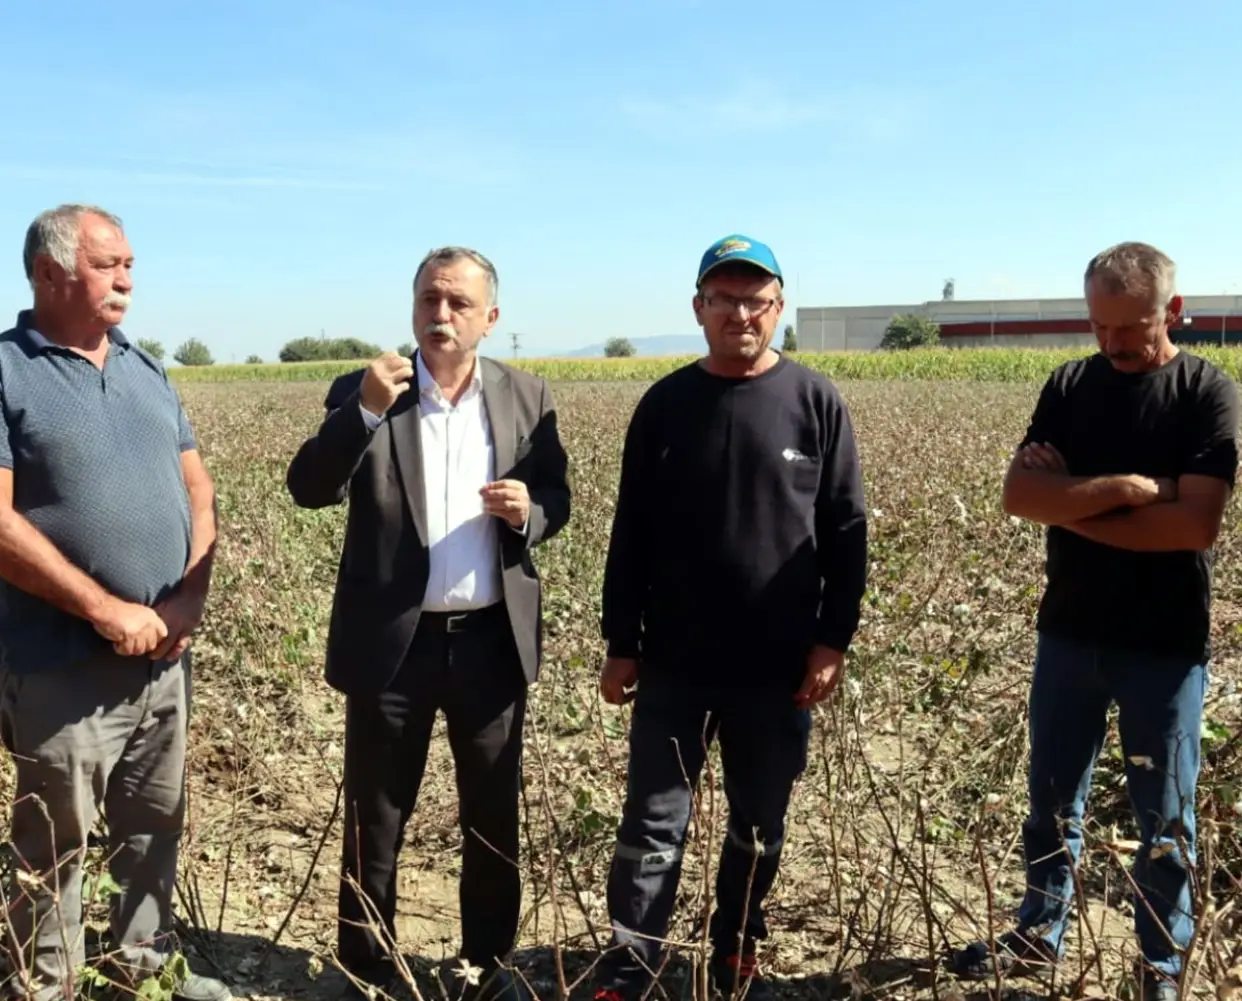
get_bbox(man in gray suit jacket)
[286,246,570,1001]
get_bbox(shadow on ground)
[149,930,1059,1001]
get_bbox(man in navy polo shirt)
[0,204,228,1001]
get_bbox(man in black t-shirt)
[591,235,869,1001]
[951,242,1238,1000]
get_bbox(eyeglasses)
[700,293,781,317]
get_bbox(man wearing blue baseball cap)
[592,235,869,1000]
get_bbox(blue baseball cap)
[696,234,783,287]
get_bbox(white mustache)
[423,322,457,339]
[101,292,131,309]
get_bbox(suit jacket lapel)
[481,359,515,477]
[389,356,429,542]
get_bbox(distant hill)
[561,334,704,358]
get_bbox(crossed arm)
[1002,442,1231,552]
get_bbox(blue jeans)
[597,672,811,989]
[1017,632,1206,977]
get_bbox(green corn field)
[168,345,1242,384]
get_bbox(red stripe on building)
[939,315,1242,337]
[940,319,1090,337]
[1180,316,1242,334]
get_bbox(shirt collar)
[415,350,482,403]
[15,309,131,353]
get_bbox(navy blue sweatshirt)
[601,356,868,687]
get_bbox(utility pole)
[510,331,520,358]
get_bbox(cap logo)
[715,239,751,257]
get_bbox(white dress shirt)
[360,354,524,612]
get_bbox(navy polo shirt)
[0,310,197,674]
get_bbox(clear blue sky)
[2,0,1239,362]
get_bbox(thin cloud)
[620,92,838,132]
[6,86,526,193]
[0,141,521,193]
[620,82,918,142]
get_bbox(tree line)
[138,316,940,367]
[134,336,416,367]
[600,325,804,359]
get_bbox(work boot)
[1136,963,1179,1001]
[171,973,233,1001]
[949,928,1060,981]
[710,952,775,1001]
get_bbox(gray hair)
[1084,241,1177,309]
[413,246,499,306]
[23,203,124,284]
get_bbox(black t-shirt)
[1020,350,1239,661]
[600,355,869,688]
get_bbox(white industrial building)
[795,294,1242,351]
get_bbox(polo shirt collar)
[15,309,131,353]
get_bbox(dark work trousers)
[597,671,811,990]
[336,602,527,980]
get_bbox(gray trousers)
[0,653,190,1001]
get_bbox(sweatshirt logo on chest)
[782,447,811,462]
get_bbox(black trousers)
[337,602,527,977]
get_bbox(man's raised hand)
[360,351,415,417]
[481,479,530,528]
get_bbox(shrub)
[279,336,382,363]
[173,338,214,366]
[604,337,636,358]
[881,313,941,350]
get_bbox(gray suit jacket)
[285,353,571,697]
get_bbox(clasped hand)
[92,590,204,662]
